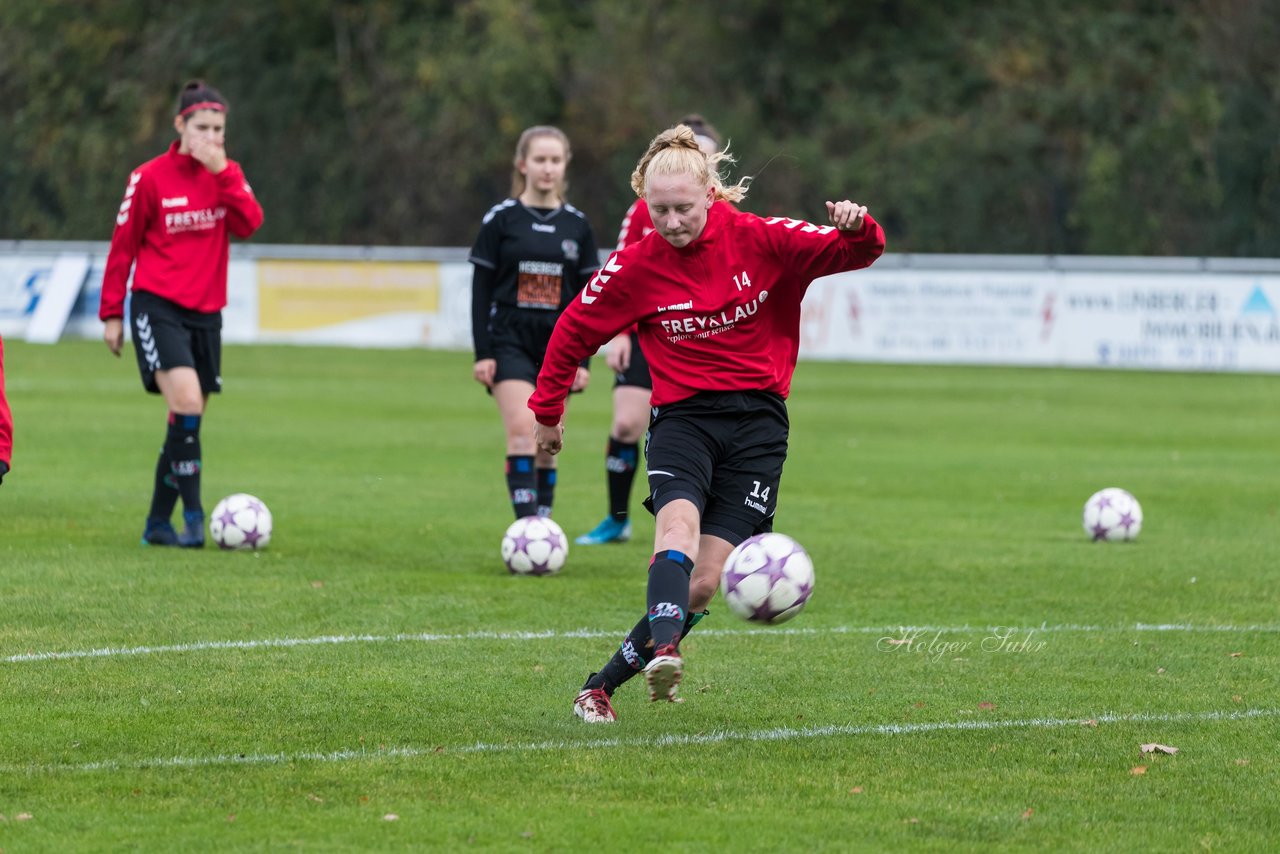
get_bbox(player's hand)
[103,318,124,357]
[535,421,564,456]
[473,358,496,389]
[571,366,590,393]
[189,137,228,174]
[606,333,632,373]
[826,200,867,232]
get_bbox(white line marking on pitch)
[7,622,1280,665]
[4,622,1279,665]
[5,707,1275,775]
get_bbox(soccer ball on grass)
[1082,487,1143,542]
[501,516,568,575]
[720,532,815,624]
[209,493,273,550]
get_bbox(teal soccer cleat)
[575,517,632,545]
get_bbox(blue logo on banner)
[1241,285,1275,316]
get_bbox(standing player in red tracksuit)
[576,114,726,547]
[99,80,264,547]
[0,333,12,487]
[529,124,886,722]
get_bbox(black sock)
[587,607,710,695]
[147,441,179,522]
[605,438,638,522]
[647,549,694,650]
[536,467,556,518]
[166,413,202,515]
[506,455,536,519]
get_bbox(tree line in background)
[2,0,1277,255]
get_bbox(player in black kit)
[470,125,600,520]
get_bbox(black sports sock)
[536,467,556,518]
[147,441,179,521]
[166,413,202,514]
[506,455,537,519]
[605,438,638,522]
[591,616,653,692]
[587,607,710,694]
[647,549,694,650]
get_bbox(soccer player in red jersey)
[99,80,264,547]
[576,115,724,547]
[470,126,600,521]
[0,333,12,486]
[529,124,885,722]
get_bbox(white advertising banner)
[2,242,1278,373]
[1052,273,1280,371]
[801,270,1054,365]
[801,269,1280,372]
[2,253,259,343]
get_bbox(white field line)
[5,707,1276,775]
[4,622,1280,665]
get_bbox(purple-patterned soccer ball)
[719,533,815,624]
[501,516,568,576]
[1082,487,1143,542]
[209,493,273,551]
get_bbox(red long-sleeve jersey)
[615,198,654,250]
[529,203,885,426]
[99,141,263,320]
[0,334,12,468]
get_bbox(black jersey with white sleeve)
[469,200,600,361]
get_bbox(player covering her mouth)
[99,79,263,547]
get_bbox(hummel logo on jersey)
[581,254,623,305]
[531,223,555,233]
[116,173,142,226]
[161,196,189,208]
[657,300,693,313]
[764,216,836,236]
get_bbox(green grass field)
[1,340,1277,851]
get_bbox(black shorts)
[490,312,554,385]
[613,331,652,390]
[488,312,588,391]
[129,289,222,395]
[643,390,788,545]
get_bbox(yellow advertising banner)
[257,260,440,332]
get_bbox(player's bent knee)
[613,420,646,443]
[689,574,720,610]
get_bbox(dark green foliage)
[1,0,1277,253]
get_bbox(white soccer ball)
[501,516,568,576]
[720,532,815,624]
[1082,487,1143,542]
[209,493,273,550]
